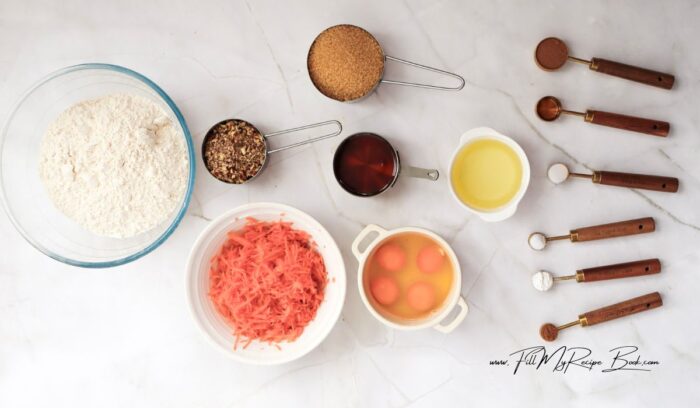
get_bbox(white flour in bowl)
[38,93,189,238]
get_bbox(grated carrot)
[209,217,328,349]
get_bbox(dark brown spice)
[307,25,384,101]
[203,119,267,184]
[535,37,569,71]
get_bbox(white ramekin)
[351,224,469,333]
[448,127,530,222]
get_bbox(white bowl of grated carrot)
[186,202,346,365]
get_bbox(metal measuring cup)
[332,132,439,197]
[202,119,342,184]
[307,24,465,102]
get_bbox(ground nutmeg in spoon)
[308,24,385,101]
[203,119,266,184]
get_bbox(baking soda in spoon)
[531,271,554,291]
[531,259,661,292]
[547,163,679,192]
[527,217,655,251]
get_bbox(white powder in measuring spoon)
[39,94,189,238]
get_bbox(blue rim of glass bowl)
[0,63,196,268]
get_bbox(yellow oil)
[450,139,522,211]
[363,232,453,322]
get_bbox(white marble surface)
[2,0,700,406]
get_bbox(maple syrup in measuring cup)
[332,133,438,197]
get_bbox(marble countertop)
[2,0,699,406]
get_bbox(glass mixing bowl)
[0,64,195,267]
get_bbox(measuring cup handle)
[265,120,342,154]
[590,58,675,90]
[401,165,439,181]
[571,217,655,242]
[579,258,661,282]
[594,171,679,192]
[351,224,387,260]
[433,296,469,334]
[581,292,662,326]
[380,55,465,91]
[586,110,670,137]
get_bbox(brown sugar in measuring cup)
[308,24,465,102]
[307,25,384,102]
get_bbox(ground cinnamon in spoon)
[308,24,384,101]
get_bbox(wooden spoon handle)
[571,217,655,242]
[594,171,679,192]
[591,57,675,89]
[587,110,669,136]
[581,292,662,326]
[579,258,661,282]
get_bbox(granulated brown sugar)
[203,119,267,184]
[308,25,384,101]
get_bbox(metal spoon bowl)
[536,96,564,121]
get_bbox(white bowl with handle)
[186,202,346,365]
[351,224,468,333]
[448,127,530,222]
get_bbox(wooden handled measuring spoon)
[532,258,661,292]
[540,292,663,341]
[535,37,675,89]
[528,217,655,251]
[536,96,670,137]
[547,163,679,193]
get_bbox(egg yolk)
[417,245,446,274]
[406,282,436,312]
[375,243,406,272]
[370,276,400,305]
